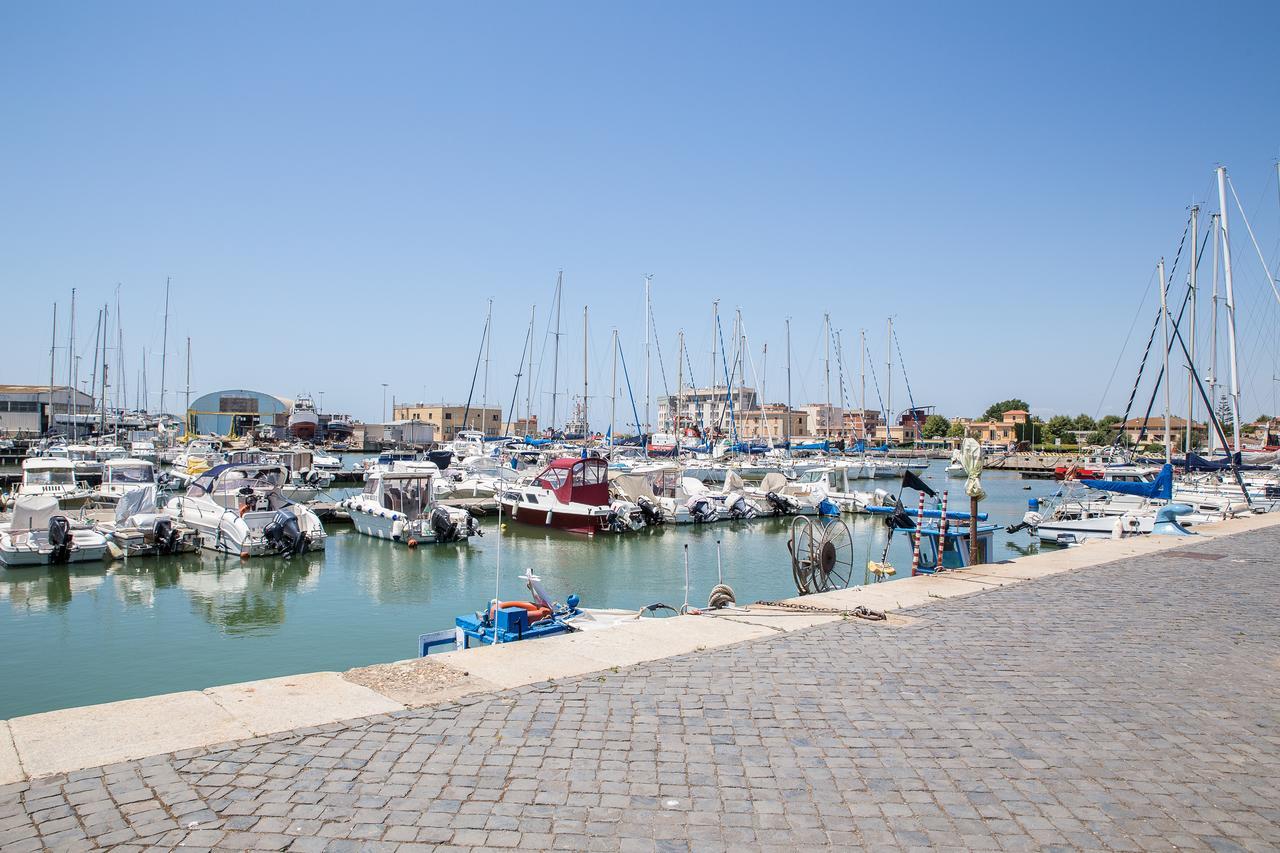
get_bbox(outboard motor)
[430,506,460,542]
[47,515,72,564]
[636,496,664,526]
[764,491,795,516]
[153,517,180,555]
[687,496,716,523]
[724,493,753,520]
[305,469,323,486]
[263,509,307,557]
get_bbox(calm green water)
[0,462,1051,718]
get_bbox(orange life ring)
[492,600,552,623]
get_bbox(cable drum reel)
[787,516,855,595]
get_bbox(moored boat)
[288,394,320,440]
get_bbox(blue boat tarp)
[1184,452,1241,471]
[792,441,830,452]
[1081,463,1172,501]
[523,436,552,447]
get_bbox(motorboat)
[0,495,108,566]
[288,394,320,440]
[499,456,645,534]
[451,429,489,461]
[744,472,829,517]
[172,438,226,481]
[164,463,327,556]
[226,449,331,503]
[418,569,636,655]
[308,448,343,474]
[94,458,158,505]
[47,444,103,479]
[16,458,93,508]
[95,487,199,557]
[340,469,479,544]
[325,414,354,440]
[129,439,159,464]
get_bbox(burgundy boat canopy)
[534,457,609,507]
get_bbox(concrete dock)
[1,513,1278,850]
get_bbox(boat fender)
[391,518,406,541]
[407,538,418,548]
[105,539,125,561]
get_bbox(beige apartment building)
[392,402,503,440]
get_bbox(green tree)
[946,419,966,438]
[921,414,950,439]
[981,398,1031,422]
[1071,413,1097,433]
[1044,414,1075,443]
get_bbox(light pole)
[381,383,388,423]
[319,391,325,411]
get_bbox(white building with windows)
[656,386,759,435]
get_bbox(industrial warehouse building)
[187,389,289,436]
[0,384,95,436]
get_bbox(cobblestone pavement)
[3,529,1279,852]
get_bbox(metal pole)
[159,276,170,418]
[1159,258,1172,464]
[785,318,792,451]
[610,328,617,447]
[67,288,76,440]
[582,305,589,438]
[482,298,492,434]
[525,305,536,431]
[969,494,980,566]
[1208,213,1220,455]
[1187,204,1198,455]
[185,338,192,434]
[860,329,867,439]
[644,275,652,436]
[381,383,388,424]
[1216,166,1242,452]
[48,303,56,435]
[886,317,893,444]
[823,312,831,439]
[551,271,562,432]
[710,300,718,438]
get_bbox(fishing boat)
[164,463,326,556]
[498,456,644,534]
[16,458,93,508]
[340,469,479,544]
[94,458,158,505]
[287,394,320,440]
[418,569,635,654]
[0,495,108,566]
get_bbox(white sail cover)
[959,438,986,501]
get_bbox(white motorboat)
[95,487,200,557]
[0,495,109,566]
[288,394,320,440]
[164,463,327,557]
[94,458,158,505]
[129,439,159,464]
[16,458,93,508]
[340,469,479,544]
[451,429,488,461]
[744,472,826,517]
[47,444,103,479]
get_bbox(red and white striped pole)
[939,490,949,568]
[911,490,925,576]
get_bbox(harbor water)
[0,460,1052,719]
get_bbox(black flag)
[901,468,937,498]
[884,498,916,530]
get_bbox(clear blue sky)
[3,1,1279,428]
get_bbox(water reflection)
[0,566,107,612]
[181,554,322,633]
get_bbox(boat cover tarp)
[1081,463,1172,501]
[1184,452,1241,471]
[523,436,552,446]
[791,441,830,452]
[115,487,157,524]
[10,494,60,530]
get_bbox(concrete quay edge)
[2,509,1276,783]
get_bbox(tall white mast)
[823,313,831,438]
[48,303,57,435]
[1159,258,1172,464]
[115,284,125,414]
[735,308,745,420]
[550,271,563,431]
[1186,205,1198,454]
[885,317,893,442]
[1208,213,1220,454]
[582,304,589,436]
[525,305,536,431]
[644,275,652,435]
[67,288,76,439]
[610,328,617,447]
[482,298,492,432]
[860,329,867,425]
[676,330,684,444]
[710,300,719,436]
[1216,166,1242,452]
[100,304,109,435]
[784,318,792,450]
[159,276,170,418]
[185,337,192,434]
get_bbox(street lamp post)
[381,383,388,424]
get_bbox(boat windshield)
[795,469,827,484]
[108,465,154,484]
[26,469,75,485]
[381,478,431,517]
